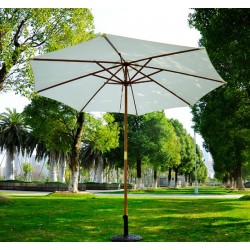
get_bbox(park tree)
[0,8,94,95]
[189,9,250,189]
[109,111,181,189]
[22,162,34,181]
[103,114,124,182]
[146,114,181,188]
[170,119,195,187]
[82,113,119,183]
[23,96,84,191]
[0,108,31,180]
[195,146,208,183]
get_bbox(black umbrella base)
[110,234,143,242]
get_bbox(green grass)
[107,186,250,195]
[1,192,250,242]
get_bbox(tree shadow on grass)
[128,199,250,242]
[1,196,249,242]
[131,216,250,242]
[129,198,238,214]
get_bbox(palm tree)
[0,108,30,180]
[80,142,107,183]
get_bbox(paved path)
[1,189,244,199]
[87,190,244,199]
[0,190,51,196]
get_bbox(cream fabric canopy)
[30,34,225,115]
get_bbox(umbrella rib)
[37,64,120,93]
[32,57,122,65]
[132,63,225,84]
[129,68,163,83]
[92,74,120,83]
[130,48,203,64]
[119,85,124,113]
[129,80,152,84]
[154,81,191,106]
[104,35,129,81]
[130,84,138,115]
[129,58,152,82]
[80,65,125,112]
[104,35,125,63]
[137,70,191,106]
[79,83,107,113]
[96,62,123,82]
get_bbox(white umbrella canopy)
[31,34,225,115]
[30,34,225,241]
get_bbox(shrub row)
[0,181,135,191]
[0,182,86,192]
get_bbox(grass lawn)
[1,191,250,242]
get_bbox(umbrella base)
[110,234,142,242]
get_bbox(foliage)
[23,96,85,188]
[170,119,194,174]
[22,162,34,174]
[0,8,95,95]
[142,112,181,171]
[23,96,78,155]
[107,111,181,179]
[79,113,120,179]
[195,146,208,183]
[188,9,250,188]
[83,113,119,154]
[23,97,120,187]
[0,108,30,154]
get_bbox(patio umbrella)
[30,34,225,241]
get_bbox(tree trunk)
[68,112,84,193]
[5,150,15,180]
[59,154,66,182]
[184,174,189,187]
[189,173,193,186]
[49,151,57,182]
[229,177,233,189]
[236,165,245,190]
[117,167,120,183]
[167,168,172,187]
[136,158,142,189]
[69,167,79,193]
[235,143,245,190]
[153,169,158,189]
[95,155,104,183]
[174,168,178,188]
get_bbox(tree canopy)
[0,8,95,95]
[0,108,31,180]
[170,119,194,175]
[23,96,78,154]
[189,9,250,189]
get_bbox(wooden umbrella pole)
[123,83,129,236]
